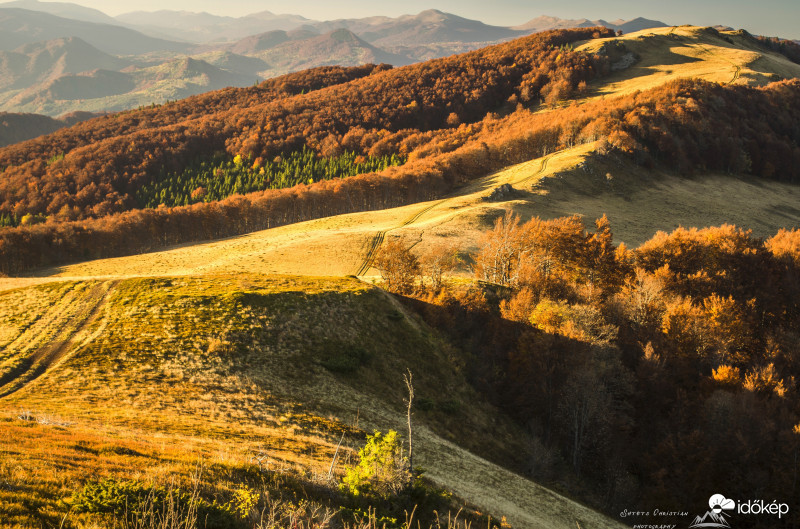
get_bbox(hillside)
[0,26,613,235]
[253,29,411,74]
[0,109,97,147]
[0,274,626,529]
[0,8,674,116]
[33,144,800,281]
[0,37,128,92]
[2,27,800,275]
[576,25,800,95]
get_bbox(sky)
[71,0,799,39]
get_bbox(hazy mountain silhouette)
[515,15,667,34]
[0,8,190,54]
[596,17,669,33]
[311,9,523,47]
[235,28,411,75]
[0,0,116,24]
[0,37,128,91]
[115,10,310,43]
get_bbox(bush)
[320,342,372,373]
[340,430,410,499]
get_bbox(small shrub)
[340,430,409,499]
[437,400,461,415]
[320,343,372,373]
[414,398,435,412]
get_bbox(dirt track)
[0,280,117,397]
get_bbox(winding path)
[355,152,556,276]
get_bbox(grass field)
[576,26,800,97]
[17,141,800,286]
[0,275,626,529]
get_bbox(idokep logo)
[689,494,790,528]
[689,494,735,528]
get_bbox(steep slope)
[0,7,190,54]
[0,275,626,529]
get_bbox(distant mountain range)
[514,16,668,35]
[115,9,311,43]
[0,7,190,54]
[0,0,673,118]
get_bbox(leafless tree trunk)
[404,368,415,488]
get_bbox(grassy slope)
[0,275,625,529]
[21,142,800,282]
[576,25,800,95]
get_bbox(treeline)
[756,35,800,65]
[0,27,613,222]
[462,77,800,181]
[403,215,800,527]
[2,75,800,275]
[0,64,386,170]
[0,157,454,274]
[135,149,405,208]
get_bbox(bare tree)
[374,238,420,294]
[421,243,461,291]
[403,368,415,487]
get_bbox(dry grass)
[576,26,800,97]
[0,274,616,529]
[23,139,800,283]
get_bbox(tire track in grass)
[354,200,445,276]
[517,154,552,187]
[0,280,118,398]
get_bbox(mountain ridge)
[0,5,676,115]
[0,7,191,54]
